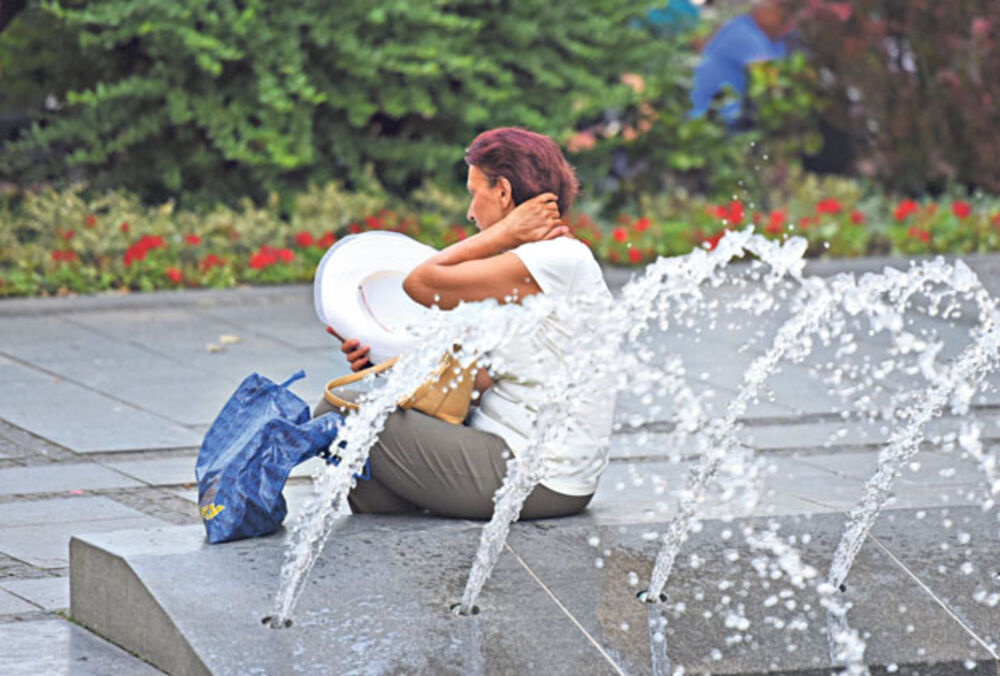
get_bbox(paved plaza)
[2,255,1000,673]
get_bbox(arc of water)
[822,312,1000,666]
[646,280,837,599]
[458,229,805,613]
[273,296,563,623]
[272,341,448,622]
[819,265,998,671]
[643,255,993,672]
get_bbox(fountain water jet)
[267,227,1000,673]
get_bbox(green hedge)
[0,0,665,206]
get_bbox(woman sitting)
[315,127,614,520]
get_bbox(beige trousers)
[313,393,592,520]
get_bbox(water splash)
[270,228,1000,674]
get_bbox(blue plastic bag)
[196,370,343,544]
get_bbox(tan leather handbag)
[324,352,477,425]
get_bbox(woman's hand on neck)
[401,193,565,310]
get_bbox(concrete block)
[71,520,621,675]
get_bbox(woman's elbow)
[403,270,431,307]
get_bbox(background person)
[316,127,615,521]
[688,0,796,124]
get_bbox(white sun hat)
[313,231,437,364]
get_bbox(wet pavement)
[2,253,1000,673]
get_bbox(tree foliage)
[0,0,665,205]
[796,0,1000,195]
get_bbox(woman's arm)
[403,193,568,309]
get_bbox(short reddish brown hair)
[465,127,579,215]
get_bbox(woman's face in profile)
[466,165,512,231]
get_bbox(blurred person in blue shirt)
[689,0,796,125]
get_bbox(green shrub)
[0,0,664,206]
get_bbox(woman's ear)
[497,176,514,210]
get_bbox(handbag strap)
[324,356,399,410]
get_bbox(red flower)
[50,250,77,263]
[850,210,865,225]
[248,252,273,269]
[815,198,842,215]
[165,267,182,284]
[633,217,651,233]
[612,226,628,243]
[122,234,165,266]
[627,248,642,264]
[992,213,1000,228]
[450,226,469,242]
[120,222,130,233]
[765,210,785,235]
[907,227,931,244]
[894,200,918,222]
[249,245,293,269]
[60,229,75,241]
[200,254,225,271]
[123,248,144,266]
[798,216,814,230]
[951,201,971,219]
[84,215,97,228]
[363,215,382,230]
[705,231,725,251]
[348,223,361,234]
[184,234,201,246]
[316,231,336,249]
[727,200,744,224]
[294,231,314,248]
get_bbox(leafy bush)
[0,0,664,206]
[795,0,1000,195]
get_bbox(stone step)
[69,506,999,674]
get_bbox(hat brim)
[313,232,437,364]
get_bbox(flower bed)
[2,182,1000,298]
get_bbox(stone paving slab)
[789,448,991,487]
[0,463,142,496]
[0,576,69,611]
[192,293,332,351]
[506,510,998,675]
[1,315,234,427]
[104,457,197,487]
[0,619,161,675]
[0,588,39,614]
[0,356,201,453]
[68,307,346,407]
[0,497,168,568]
[870,505,1000,655]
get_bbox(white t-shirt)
[468,237,615,496]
